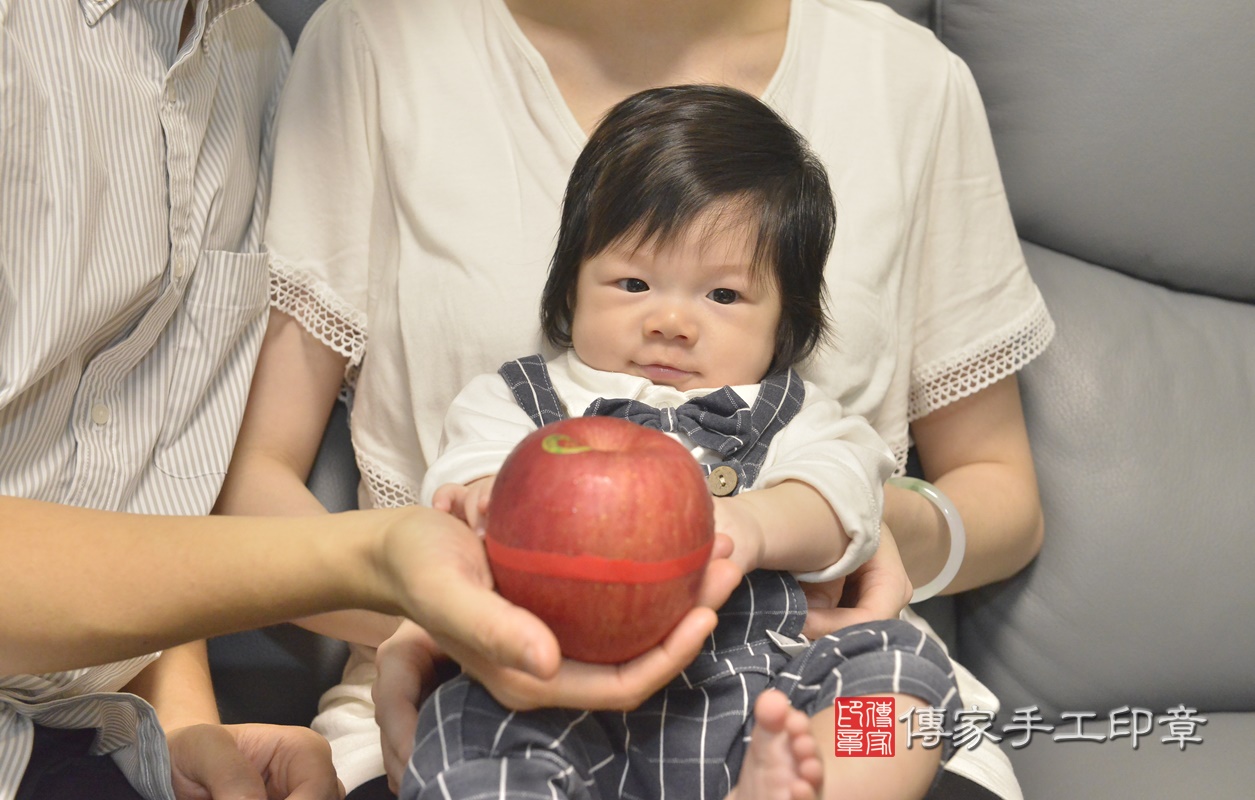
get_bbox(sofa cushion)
[937,0,1255,302]
[956,242,1255,720]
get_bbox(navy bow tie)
[583,386,753,458]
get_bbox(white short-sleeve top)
[265,0,1054,510]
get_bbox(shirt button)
[172,258,186,280]
[707,465,738,497]
[91,403,111,426]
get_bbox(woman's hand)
[371,549,738,792]
[130,643,340,800]
[377,513,742,712]
[370,520,743,790]
[166,722,342,800]
[374,621,448,794]
[800,524,912,639]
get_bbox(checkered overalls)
[402,356,960,800]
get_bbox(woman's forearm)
[211,308,402,645]
[213,308,348,520]
[887,464,1043,594]
[899,375,1044,594]
[123,641,221,729]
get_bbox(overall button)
[707,465,738,497]
[90,403,111,426]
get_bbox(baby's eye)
[617,278,649,293]
[707,288,740,305]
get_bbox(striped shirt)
[0,1,288,797]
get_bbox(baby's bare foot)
[727,689,823,800]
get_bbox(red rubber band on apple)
[485,538,714,583]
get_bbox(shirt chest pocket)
[153,249,269,480]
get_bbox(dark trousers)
[16,725,146,800]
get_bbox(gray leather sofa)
[215,0,1255,794]
[880,1,1255,794]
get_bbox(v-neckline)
[485,0,801,149]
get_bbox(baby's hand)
[713,496,766,575]
[432,476,495,532]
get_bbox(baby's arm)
[718,388,896,580]
[715,482,846,576]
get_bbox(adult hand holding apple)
[485,416,717,664]
[370,510,740,781]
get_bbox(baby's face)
[570,207,781,392]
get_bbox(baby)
[408,85,960,800]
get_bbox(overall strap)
[707,367,805,494]
[497,354,567,428]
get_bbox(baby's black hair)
[539,84,836,369]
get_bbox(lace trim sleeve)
[355,450,422,509]
[908,297,1055,421]
[269,256,368,387]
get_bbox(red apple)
[485,415,715,664]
